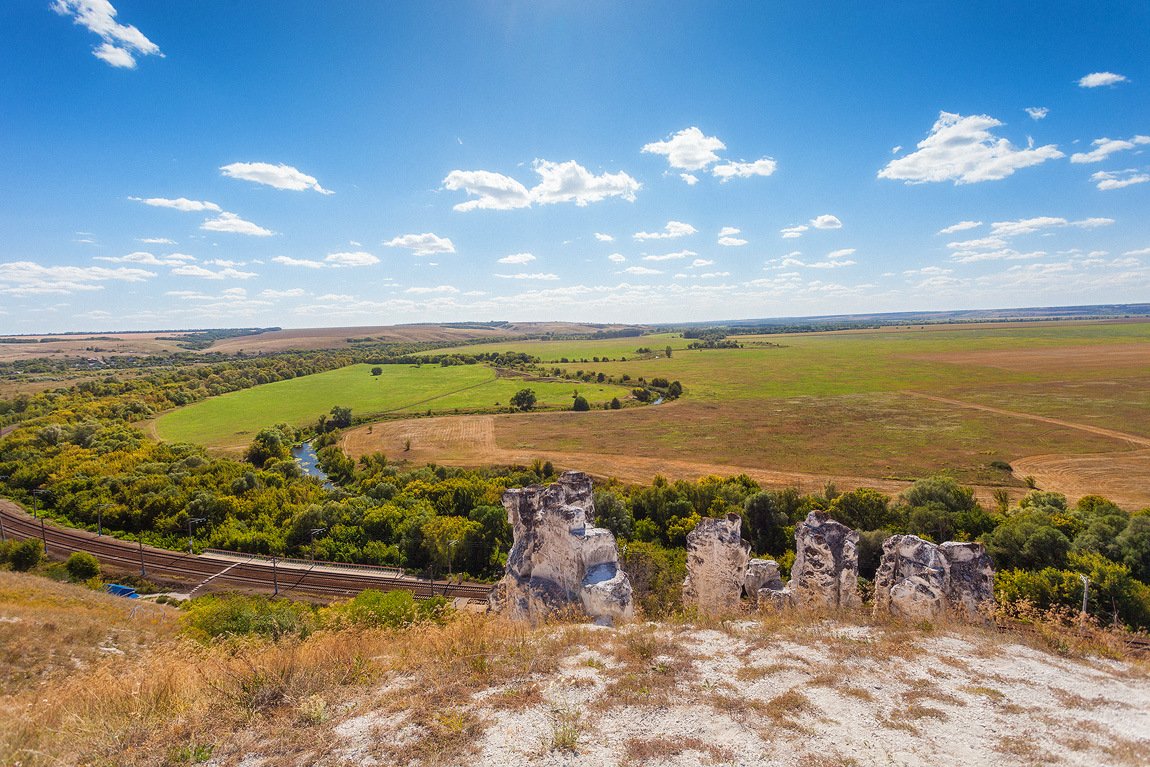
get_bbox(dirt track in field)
[342,394,1150,510]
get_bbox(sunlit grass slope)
[154,363,631,449]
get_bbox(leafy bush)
[8,539,43,572]
[323,589,451,629]
[572,395,590,411]
[65,551,100,581]
[995,552,1150,631]
[619,541,685,618]
[180,594,315,642]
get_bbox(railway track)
[0,499,493,602]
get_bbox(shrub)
[9,538,43,572]
[609,397,622,410]
[572,395,590,411]
[65,551,101,581]
[180,594,315,642]
[324,589,451,629]
[620,541,685,618]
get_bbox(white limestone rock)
[874,536,996,620]
[873,534,947,620]
[682,513,751,616]
[745,558,785,595]
[488,471,633,625]
[787,510,859,609]
[940,541,995,617]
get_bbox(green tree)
[594,490,633,539]
[609,397,622,410]
[828,488,894,531]
[244,426,292,469]
[422,515,482,575]
[743,491,788,554]
[667,380,683,398]
[572,395,590,411]
[981,512,1071,571]
[665,345,672,358]
[370,366,383,376]
[329,406,353,429]
[510,389,537,411]
[1117,513,1150,583]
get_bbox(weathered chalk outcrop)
[487,471,633,624]
[683,513,751,616]
[874,536,995,620]
[941,541,995,616]
[783,510,859,609]
[873,535,946,620]
[744,558,785,595]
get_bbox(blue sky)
[2,1,1148,332]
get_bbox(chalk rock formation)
[683,513,752,616]
[487,471,633,625]
[745,558,785,595]
[874,536,995,620]
[785,510,859,609]
[940,541,995,617]
[873,535,947,620]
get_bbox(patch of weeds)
[765,689,815,727]
[897,704,948,721]
[840,686,875,701]
[166,743,214,765]
[488,681,543,710]
[795,752,860,767]
[1052,688,1111,709]
[297,693,328,724]
[806,671,843,688]
[540,706,583,754]
[586,657,604,669]
[959,684,1005,702]
[385,706,486,767]
[623,735,734,765]
[737,661,793,680]
[706,692,766,722]
[996,734,1059,762]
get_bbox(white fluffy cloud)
[641,127,726,170]
[608,253,626,263]
[937,221,982,235]
[442,170,532,211]
[219,162,332,194]
[826,248,856,260]
[1123,248,1150,256]
[643,250,695,261]
[171,264,257,279]
[1078,72,1128,88]
[947,216,1115,262]
[384,233,456,256]
[712,158,777,181]
[780,225,808,239]
[444,160,639,211]
[717,226,747,246]
[138,237,176,244]
[643,127,776,182]
[494,272,559,280]
[1025,107,1049,121]
[272,256,325,268]
[690,259,714,267]
[530,160,640,206]
[325,251,378,267]
[94,251,192,266]
[260,288,306,299]
[594,233,614,242]
[200,212,275,236]
[0,260,154,294]
[879,111,1064,184]
[1091,170,1150,190]
[498,253,536,264]
[53,0,163,69]
[622,266,662,275]
[1070,135,1150,163]
[633,221,697,240]
[132,197,221,212]
[404,285,459,294]
[810,214,842,230]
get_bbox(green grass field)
[154,363,633,449]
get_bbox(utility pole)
[95,503,112,537]
[272,557,278,596]
[186,517,205,555]
[309,528,325,562]
[0,475,7,541]
[32,488,46,519]
[1079,574,1090,628]
[139,532,146,577]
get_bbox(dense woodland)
[1,350,1148,630]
